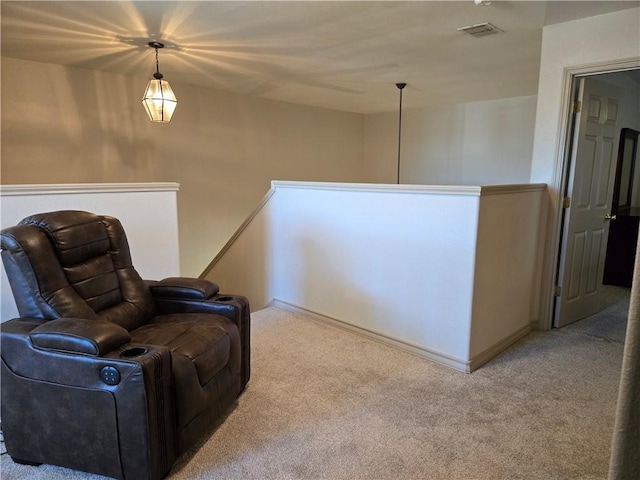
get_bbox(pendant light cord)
[396,83,406,184]
[148,41,164,80]
[154,46,164,79]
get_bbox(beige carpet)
[1,296,628,480]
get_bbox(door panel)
[567,233,586,300]
[596,138,616,205]
[555,77,622,327]
[587,229,604,293]
[576,136,597,207]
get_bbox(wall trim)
[468,324,533,372]
[271,180,484,196]
[272,299,533,374]
[270,299,471,373]
[0,183,180,196]
[480,184,547,196]
[273,180,546,197]
[569,57,640,78]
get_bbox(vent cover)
[457,22,504,37]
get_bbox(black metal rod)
[396,83,406,184]
[149,41,165,79]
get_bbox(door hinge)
[563,196,571,208]
[573,101,581,114]
[554,285,562,297]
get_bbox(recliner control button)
[100,366,120,385]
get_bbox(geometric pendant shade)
[141,41,177,123]
[142,78,177,123]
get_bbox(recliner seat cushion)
[130,314,233,387]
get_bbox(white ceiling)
[2,1,638,114]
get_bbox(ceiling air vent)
[457,22,504,37]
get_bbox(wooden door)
[555,77,623,327]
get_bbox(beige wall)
[530,7,640,189]
[1,57,364,277]
[3,58,539,279]
[362,95,537,185]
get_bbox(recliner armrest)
[150,277,220,300]
[29,318,131,356]
[152,294,251,388]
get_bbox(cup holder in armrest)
[120,347,148,358]
[216,296,234,302]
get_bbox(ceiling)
[2,1,638,114]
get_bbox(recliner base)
[11,457,42,466]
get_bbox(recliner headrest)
[20,210,110,267]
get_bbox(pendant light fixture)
[396,83,406,184]
[142,41,177,123]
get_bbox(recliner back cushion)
[64,253,121,312]
[16,211,156,330]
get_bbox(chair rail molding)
[0,182,180,196]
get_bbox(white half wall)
[470,185,546,366]
[205,181,546,372]
[1,183,180,321]
[269,183,480,365]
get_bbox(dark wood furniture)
[603,207,640,287]
[603,128,640,287]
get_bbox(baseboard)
[270,299,471,373]
[467,324,533,372]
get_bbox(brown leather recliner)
[0,210,250,480]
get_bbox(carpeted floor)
[0,288,629,480]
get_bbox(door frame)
[540,58,640,331]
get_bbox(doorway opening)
[554,68,640,329]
